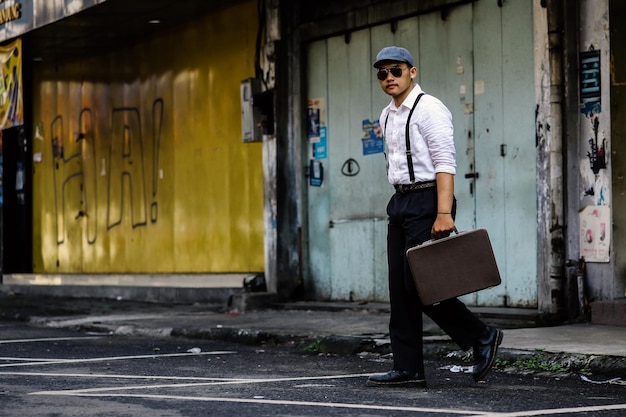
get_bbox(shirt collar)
[389,83,424,111]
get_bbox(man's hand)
[432,213,455,239]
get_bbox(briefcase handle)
[431,226,459,241]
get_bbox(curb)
[43,318,626,379]
[7,291,625,381]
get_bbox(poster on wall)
[580,205,610,262]
[361,119,383,155]
[309,159,323,187]
[0,38,22,129]
[307,98,327,159]
[580,48,601,116]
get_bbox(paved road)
[1,320,625,416]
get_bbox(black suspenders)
[383,92,425,183]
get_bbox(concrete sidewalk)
[2,293,626,379]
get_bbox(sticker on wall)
[313,126,327,159]
[309,159,323,187]
[586,117,606,175]
[308,98,327,160]
[581,116,610,206]
[580,48,601,116]
[474,80,485,96]
[579,205,610,263]
[361,119,383,156]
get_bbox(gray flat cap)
[373,46,414,68]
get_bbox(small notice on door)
[579,205,610,262]
[309,160,323,187]
[361,119,384,156]
[308,98,327,160]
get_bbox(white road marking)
[0,357,71,362]
[0,336,103,344]
[23,369,626,417]
[3,342,624,416]
[479,404,626,417]
[27,391,626,416]
[31,392,487,415]
[0,371,248,382]
[30,373,375,393]
[0,351,237,368]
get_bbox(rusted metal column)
[537,0,566,316]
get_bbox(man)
[366,46,502,388]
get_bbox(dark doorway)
[2,125,32,274]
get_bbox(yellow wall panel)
[31,0,264,274]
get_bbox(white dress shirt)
[380,84,456,185]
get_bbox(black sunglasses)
[376,66,405,80]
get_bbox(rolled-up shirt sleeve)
[417,96,456,175]
[383,86,457,184]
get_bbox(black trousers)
[386,188,488,375]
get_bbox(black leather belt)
[394,181,436,193]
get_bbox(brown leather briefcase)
[405,228,501,305]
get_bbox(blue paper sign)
[362,119,384,156]
[313,126,327,159]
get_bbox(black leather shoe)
[366,370,427,387]
[472,326,503,382]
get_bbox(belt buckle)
[395,181,435,193]
[395,184,410,193]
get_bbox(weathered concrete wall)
[577,0,615,300]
